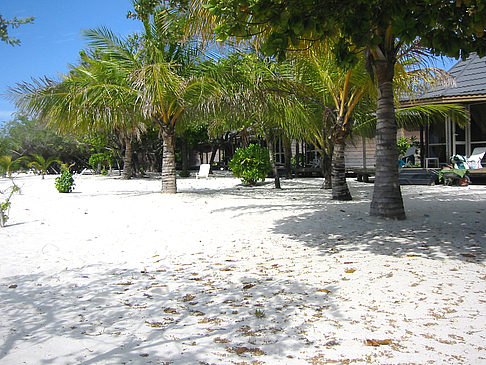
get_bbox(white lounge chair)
[399,146,417,167]
[466,147,486,169]
[196,163,210,179]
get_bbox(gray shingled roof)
[415,53,486,100]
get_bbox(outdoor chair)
[398,146,417,168]
[466,147,486,169]
[196,163,210,179]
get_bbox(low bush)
[55,171,75,193]
[229,144,271,186]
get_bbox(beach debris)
[182,293,195,302]
[226,346,265,356]
[146,321,165,328]
[365,339,392,346]
[345,269,356,274]
[213,337,230,343]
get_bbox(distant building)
[401,53,486,165]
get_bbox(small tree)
[0,155,27,177]
[229,144,271,186]
[28,154,61,179]
[0,179,20,227]
[55,164,75,193]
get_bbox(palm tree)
[123,2,220,192]
[27,154,61,179]
[275,46,375,200]
[10,31,145,180]
[0,155,27,177]
[203,52,306,189]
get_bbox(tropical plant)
[9,30,145,180]
[27,154,61,179]
[128,3,220,192]
[203,52,305,189]
[0,116,89,167]
[0,155,27,177]
[55,166,75,193]
[276,45,375,200]
[88,152,113,174]
[0,179,20,227]
[397,137,419,158]
[229,144,271,186]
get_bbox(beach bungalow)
[401,53,486,166]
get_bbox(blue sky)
[0,0,144,123]
[1,2,459,125]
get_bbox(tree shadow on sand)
[0,256,344,364]
[271,183,486,263]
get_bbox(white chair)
[399,146,417,167]
[196,164,211,179]
[466,147,486,169]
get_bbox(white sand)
[0,173,485,364]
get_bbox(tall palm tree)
[125,1,220,192]
[275,46,375,200]
[10,31,145,180]
[11,2,219,191]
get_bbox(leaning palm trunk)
[331,132,352,200]
[122,137,134,180]
[265,132,281,189]
[320,152,332,189]
[370,61,406,219]
[283,135,293,179]
[161,124,177,193]
[181,139,190,176]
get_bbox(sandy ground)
[0,172,485,365]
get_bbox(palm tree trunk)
[370,59,406,219]
[122,136,133,180]
[283,135,293,179]
[331,134,352,200]
[265,131,281,189]
[320,152,332,189]
[161,124,177,193]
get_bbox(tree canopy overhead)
[203,0,486,61]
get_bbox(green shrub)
[55,171,75,193]
[229,144,271,186]
[89,152,113,173]
[397,136,419,156]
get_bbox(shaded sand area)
[0,174,485,364]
